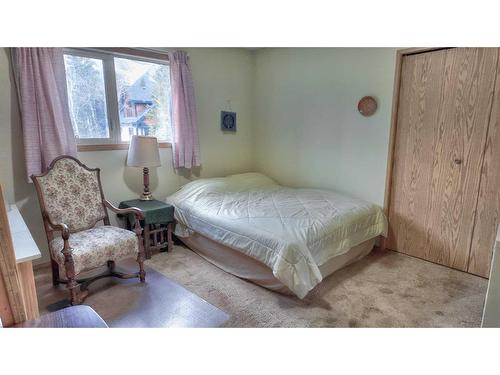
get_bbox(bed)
[166,173,387,298]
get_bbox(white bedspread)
[166,173,387,298]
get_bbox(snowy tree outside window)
[63,49,171,144]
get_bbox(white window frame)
[63,48,171,150]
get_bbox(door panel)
[388,48,498,272]
[468,58,500,277]
[387,50,447,260]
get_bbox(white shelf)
[7,205,41,264]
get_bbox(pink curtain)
[11,48,77,181]
[168,50,201,169]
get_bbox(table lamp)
[127,135,161,200]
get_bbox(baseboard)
[33,261,51,271]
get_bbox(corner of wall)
[248,49,258,173]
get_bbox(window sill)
[77,143,172,152]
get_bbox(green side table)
[118,199,175,259]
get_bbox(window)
[63,48,171,148]
[114,57,171,142]
[64,55,110,139]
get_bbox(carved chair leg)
[137,238,146,283]
[137,255,146,282]
[134,218,146,282]
[64,266,87,305]
[51,259,60,286]
[62,246,88,305]
[68,278,80,306]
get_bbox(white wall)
[0,47,399,264]
[0,47,256,263]
[80,48,257,206]
[481,226,500,327]
[253,48,397,205]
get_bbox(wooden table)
[119,199,175,259]
[1,201,42,327]
[15,305,108,328]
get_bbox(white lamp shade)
[127,136,161,167]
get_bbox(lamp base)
[140,167,153,201]
[140,192,154,201]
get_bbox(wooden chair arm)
[104,201,145,265]
[104,200,145,220]
[42,212,70,240]
[42,212,74,268]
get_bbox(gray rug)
[34,259,228,328]
[146,245,487,327]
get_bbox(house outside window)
[63,48,171,150]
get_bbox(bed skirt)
[180,232,377,296]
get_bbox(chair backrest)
[32,156,108,234]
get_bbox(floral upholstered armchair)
[32,156,146,305]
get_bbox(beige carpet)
[145,245,487,327]
[35,245,487,327]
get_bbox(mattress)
[166,173,387,298]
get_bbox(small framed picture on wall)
[221,111,237,132]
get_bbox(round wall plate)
[358,96,378,116]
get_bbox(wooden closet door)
[387,48,499,272]
[468,56,500,277]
